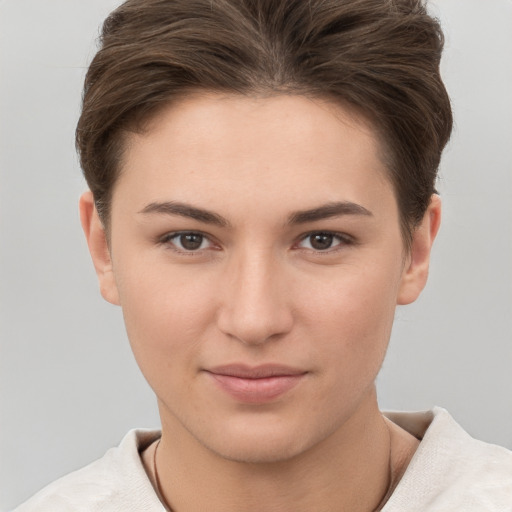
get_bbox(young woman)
[14,0,512,510]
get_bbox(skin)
[81,93,440,512]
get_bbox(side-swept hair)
[76,0,452,244]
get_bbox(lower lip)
[207,373,305,403]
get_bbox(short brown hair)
[76,0,452,245]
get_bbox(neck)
[151,389,400,512]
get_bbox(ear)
[397,194,441,305]
[79,191,120,305]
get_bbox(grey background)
[1,0,511,509]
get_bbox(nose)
[216,250,294,346]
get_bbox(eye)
[159,231,213,252]
[297,232,350,251]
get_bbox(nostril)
[216,296,294,346]
[215,257,294,345]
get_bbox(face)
[82,93,438,463]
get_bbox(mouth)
[204,364,307,403]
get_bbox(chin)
[191,415,331,465]
[207,435,308,464]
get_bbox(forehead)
[114,93,394,219]
[136,93,382,165]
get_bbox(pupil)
[311,233,333,250]
[180,233,203,250]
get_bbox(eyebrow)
[287,201,373,224]
[138,200,372,227]
[139,201,231,227]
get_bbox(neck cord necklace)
[153,439,173,512]
[152,428,395,512]
[374,424,396,512]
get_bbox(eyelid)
[157,230,219,252]
[295,230,355,251]
[156,229,354,254]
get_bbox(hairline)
[96,89,415,254]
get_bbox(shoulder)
[13,429,164,512]
[384,407,512,511]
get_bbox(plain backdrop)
[1,0,511,509]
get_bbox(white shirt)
[13,407,512,511]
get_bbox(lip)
[204,364,307,403]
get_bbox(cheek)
[114,261,216,382]
[300,263,401,380]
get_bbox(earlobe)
[79,191,120,305]
[397,194,442,305]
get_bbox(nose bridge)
[217,245,293,345]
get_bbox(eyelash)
[158,231,217,254]
[157,230,354,254]
[296,231,354,253]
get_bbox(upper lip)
[205,364,307,379]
